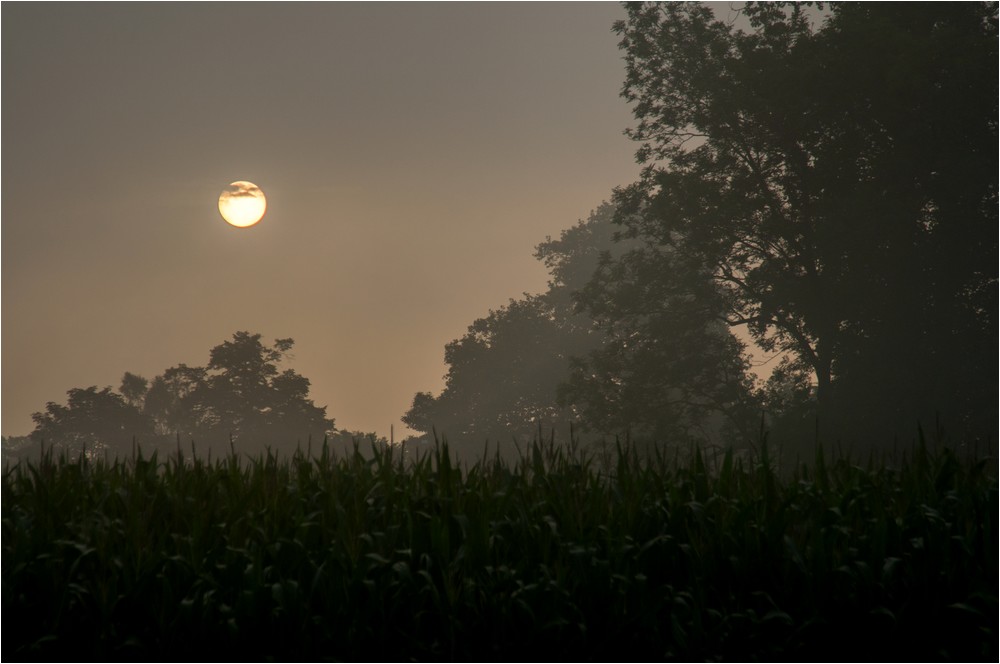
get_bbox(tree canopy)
[31,386,154,457]
[605,2,997,445]
[402,206,620,456]
[405,3,997,455]
[29,332,334,458]
[403,203,759,455]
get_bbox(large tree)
[146,332,334,452]
[566,241,759,443]
[403,203,759,454]
[402,205,621,455]
[607,2,997,444]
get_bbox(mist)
[3,3,996,661]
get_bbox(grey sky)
[3,2,644,437]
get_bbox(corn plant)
[3,435,996,661]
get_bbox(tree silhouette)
[149,332,333,453]
[402,206,622,454]
[548,203,758,443]
[144,364,211,441]
[403,295,595,457]
[565,240,759,442]
[404,203,759,454]
[29,332,335,458]
[119,372,148,409]
[606,2,997,445]
[31,386,152,457]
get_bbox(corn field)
[3,436,996,661]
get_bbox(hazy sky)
[3,2,648,438]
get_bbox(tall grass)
[3,435,996,661]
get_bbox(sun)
[218,181,267,227]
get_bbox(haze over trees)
[406,2,998,456]
[402,204,634,454]
[403,203,761,458]
[24,332,335,459]
[608,2,997,446]
[5,4,996,660]
[10,3,997,461]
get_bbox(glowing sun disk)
[219,181,266,227]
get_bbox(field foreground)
[3,438,997,661]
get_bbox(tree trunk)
[813,352,833,445]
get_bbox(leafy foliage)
[566,237,759,442]
[403,205,620,455]
[28,332,334,458]
[404,295,598,457]
[405,4,997,455]
[3,438,995,660]
[606,2,998,445]
[405,202,760,455]
[31,387,153,457]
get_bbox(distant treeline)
[10,332,386,463]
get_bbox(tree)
[402,294,597,458]
[565,241,759,443]
[403,203,758,455]
[149,332,334,453]
[402,205,623,456]
[144,364,212,440]
[29,332,335,459]
[119,372,148,409]
[31,386,153,457]
[608,2,997,445]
